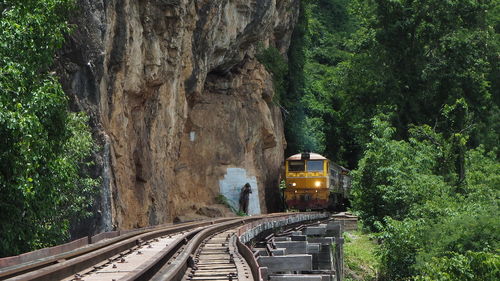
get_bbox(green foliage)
[300,0,357,162]
[352,115,499,280]
[215,194,247,216]
[302,116,326,153]
[354,0,497,155]
[415,251,500,281]
[235,210,248,217]
[465,146,500,199]
[344,231,380,281]
[285,1,308,155]
[377,218,426,280]
[288,0,500,280]
[418,206,499,265]
[351,115,448,229]
[215,193,235,211]
[373,175,500,280]
[256,42,315,155]
[0,0,97,257]
[290,0,499,163]
[0,0,76,72]
[256,44,289,104]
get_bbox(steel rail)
[119,228,203,281]
[131,213,291,281]
[137,217,257,281]
[236,238,260,281]
[3,213,331,281]
[1,218,234,281]
[148,213,324,281]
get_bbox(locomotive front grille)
[299,194,312,201]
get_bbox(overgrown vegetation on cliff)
[287,0,500,280]
[0,0,97,257]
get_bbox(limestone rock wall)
[58,0,298,230]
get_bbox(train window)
[288,160,305,171]
[307,160,324,172]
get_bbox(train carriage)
[283,152,351,211]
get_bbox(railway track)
[183,230,251,281]
[0,218,233,281]
[0,213,330,281]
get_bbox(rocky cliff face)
[58,0,298,230]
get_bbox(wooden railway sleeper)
[184,230,252,281]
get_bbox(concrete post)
[333,237,344,281]
[269,275,323,281]
[274,241,308,254]
[258,255,313,273]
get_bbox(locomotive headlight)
[315,181,321,187]
[292,182,297,187]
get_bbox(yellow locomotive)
[283,152,351,211]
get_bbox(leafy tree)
[0,0,98,257]
[347,0,498,156]
[351,114,449,228]
[282,0,358,158]
[301,0,357,163]
[287,0,500,280]
[417,206,499,264]
[256,44,289,104]
[377,217,426,280]
[364,145,500,280]
[352,114,499,280]
[285,0,309,155]
[291,0,499,164]
[415,251,500,281]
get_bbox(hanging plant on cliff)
[0,0,98,257]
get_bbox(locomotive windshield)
[288,160,305,171]
[307,160,324,172]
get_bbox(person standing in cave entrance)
[239,183,252,215]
